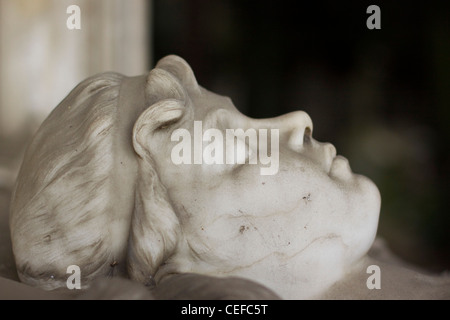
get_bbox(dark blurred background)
[0,0,448,277]
[152,0,450,272]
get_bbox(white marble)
[9,55,448,300]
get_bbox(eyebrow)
[145,68,187,106]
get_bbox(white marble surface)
[5,55,449,300]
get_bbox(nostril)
[303,127,312,144]
[288,126,313,152]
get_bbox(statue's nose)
[283,111,314,152]
[248,110,313,152]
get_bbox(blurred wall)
[0,0,151,185]
[0,0,150,136]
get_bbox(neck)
[228,237,352,299]
[163,235,358,299]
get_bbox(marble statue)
[7,55,449,300]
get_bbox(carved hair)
[127,64,190,284]
[10,55,196,290]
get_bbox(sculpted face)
[143,56,381,299]
[10,55,380,299]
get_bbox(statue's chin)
[346,174,381,263]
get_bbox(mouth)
[329,155,353,179]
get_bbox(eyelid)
[148,99,185,132]
[156,118,181,130]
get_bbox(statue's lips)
[329,155,352,177]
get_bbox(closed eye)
[156,118,181,131]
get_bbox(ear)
[132,99,185,159]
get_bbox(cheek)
[168,160,380,271]
[177,178,347,269]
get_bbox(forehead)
[147,57,240,119]
[145,68,188,105]
[189,86,238,119]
